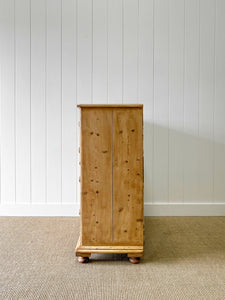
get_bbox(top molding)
[77,104,143,108]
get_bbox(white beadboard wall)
[0,0,225,216]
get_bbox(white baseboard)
[0,203,225,216]
[0,204,80,216]
[144,203,225,216]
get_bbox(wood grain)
[79,245,143,250]
[77,249,143,255]
[77,106,144,257]
[75,235,143,256]
[112,108,143,246]
[81,108,113,245]
[77,104,143,108]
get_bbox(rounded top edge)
[77,104,143,108]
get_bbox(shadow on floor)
[77,217,225,264]
[143,216,225,263]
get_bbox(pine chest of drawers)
[75,105,143,263]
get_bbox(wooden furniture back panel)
[112,108,143,246]
[81,108,112,245]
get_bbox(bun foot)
[78,256,89,263]
[129,257,140,264]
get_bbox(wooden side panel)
[81,108,112,245]
[113,108,143,246]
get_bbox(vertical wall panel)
[92,0,107,103]
[198,0,215,203]
[214,0,225,203]
[77,0,92,103]
[153,0,169,203]
[108,0,123,103]
[123,0,139,103]
[0,0,16,204]
[139,0,154,203]
[31,0,46,204]
[0,0,225,214]
[76,0,93,204]
[168,0,184,203]
[183,0,200,203]
[62,0,76,203]
[15,0,30,203]
[46,0,62,203]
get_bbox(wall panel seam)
[14,0,16,204]
[212,0,216,203]
[152,0,155,204]
[168,0,170,204]
[45,0,47,204]
[182,0,186,205]
[61,0,63,204]
[29,0,32,204]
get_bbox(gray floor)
[1,217,225,299]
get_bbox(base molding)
[0,203,225,216]
[75,236,143,256]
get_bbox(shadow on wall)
[143,216,225,262]
[143,121,225,203]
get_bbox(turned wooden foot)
[129,257,140,264]
[78,256,89,263]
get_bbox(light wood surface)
[76,106,143,261]
[81,108,113,245]
[113,108,143,246]
[77,104,143,108]
[76,248,143,255]
[76,235,143,256]
[78,245,143,250]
